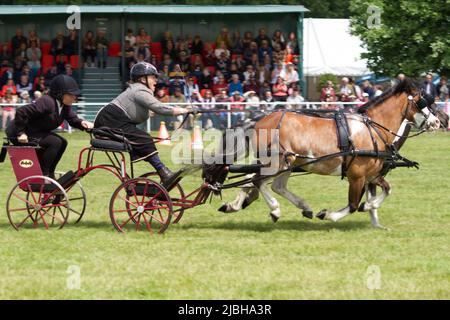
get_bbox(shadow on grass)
[175,219,369,233]
[0,221,114,231]
[0,218,369,233]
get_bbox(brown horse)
[218,79,444,229]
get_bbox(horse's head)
[404,85,441,131]
[424,94,449,129]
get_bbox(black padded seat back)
[90,139,130,152]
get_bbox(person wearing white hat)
[243,90,260,110]
[33,90,42,101]
[20,90,31,104]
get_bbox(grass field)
[0,130,449,299]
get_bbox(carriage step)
[28,171,76,192]
[127,184,163,198]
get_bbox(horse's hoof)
[242,199,250,210]
[218,204,228,212]
[302,210,314,219]
[270,213,279,223]
[316,210,327,220]
[358,202,366,212]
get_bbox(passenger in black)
[6,75,93,178]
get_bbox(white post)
[147,118,151,133]
[227,102,231,129]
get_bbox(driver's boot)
[157,166,181,188]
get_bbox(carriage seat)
[90,139,130,152]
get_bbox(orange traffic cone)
[158,121,171,145]
[191,125,203,150]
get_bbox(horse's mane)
[357,78,419,114]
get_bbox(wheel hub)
[137,206,145,214]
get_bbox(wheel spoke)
[51,207,56,226]
[129,184,142,207]
[141,181,149,204]
[144,205,170,211]
[112,208,134,213]
[118,194,138,208]
[68,207,82,216]
[157,208,164,222]
[16,210,36,228]
[25,183,38,204]
[36,209,49,229]
[9,207,32,213]
[12,192,34,207]
[69,197,84,201]
[42,207,65,225]
[57,206,67,222]
[119,210,140,229]
[141,211,153,233]
[143,211,165,225]
[136,213,141,231]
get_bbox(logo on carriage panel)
[19,160,33,168]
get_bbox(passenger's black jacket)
[6,94,84,137]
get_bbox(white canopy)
[303,18,370,76]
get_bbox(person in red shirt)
[212,75,228,96]
[1,79,17,97]
[272,76,288,102]
[1,89,16,130]
[229,90,245,126]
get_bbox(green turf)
[0,130,449,299]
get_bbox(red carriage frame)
[0,128,227,234]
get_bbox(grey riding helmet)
[130,62,159,82]
[49,74,81,101]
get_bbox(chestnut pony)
[219,79,444,229]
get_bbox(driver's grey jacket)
[108,82,174,124]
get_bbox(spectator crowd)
[0,28,83,129]
[118,27,304,128]
[1,25,449,131]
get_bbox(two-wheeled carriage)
[0,128,259,234]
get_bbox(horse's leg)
[359,179,391,230]
[358,177,391,211]
[271,171,314,219]
[317,176,366,222]
[242,186,260,209]
[218,187,254,213]
[255,177,281,223]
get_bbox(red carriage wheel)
[55,171,87,224]
[109,178,173,234]
[6,176,70,230]
[139,172,185,224]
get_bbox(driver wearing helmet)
[6,75,94,178]
[94,62,191,185]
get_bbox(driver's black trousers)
[94,104,163,169]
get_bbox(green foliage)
[317,73,340,92]
[349,0,450,77]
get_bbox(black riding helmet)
[130,62,159,89]
[49,75,81,102]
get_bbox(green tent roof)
[0,5,309,15]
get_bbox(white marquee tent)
[303,18,370,76]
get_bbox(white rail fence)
[1,101,449,132]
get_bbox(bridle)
[405,91,439,130]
